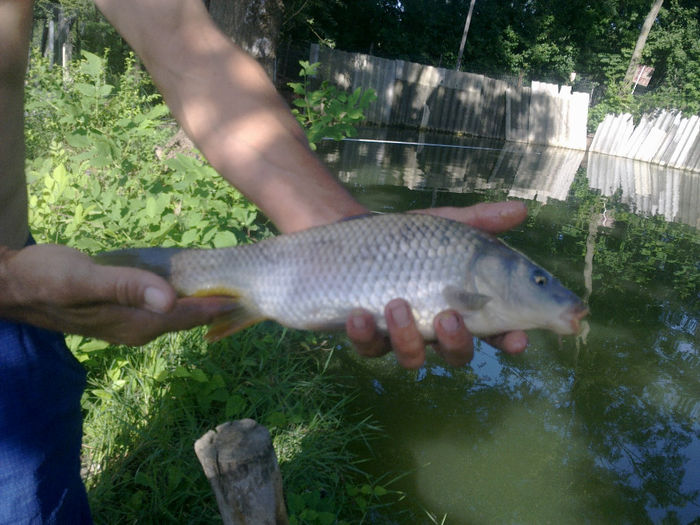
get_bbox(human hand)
[0,244,236,345]
[345,201,530,369]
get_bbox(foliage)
[25,50,260,251]
[288,60,377,149]
[638,0,700,115]
[25,50,396,522]
[280,0,700,120]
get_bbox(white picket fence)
[590,110,700,173]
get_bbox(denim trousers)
[0,236,91,524]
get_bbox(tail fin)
[93,247,184,280]
[95,247,267,340]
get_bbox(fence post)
[195,419,289,525]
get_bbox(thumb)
[8,244,178,313]
[87,263,177,313]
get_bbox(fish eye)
[532,270,548,287]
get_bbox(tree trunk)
[206,0,283,81]
[195,419,289,525]
[620,0,664,94]
[455,0,476,71]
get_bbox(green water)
[318,129,700,524]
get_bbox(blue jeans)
[0,237,91,524]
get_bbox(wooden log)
[194,419,289,525]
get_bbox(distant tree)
[455,0,476,70]
[206,0,284,79]
[620,0,664,94]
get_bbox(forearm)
[0,0,31,248]
[94,0,367,233]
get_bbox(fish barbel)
[95,213,588,341]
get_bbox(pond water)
[317,128,700,524]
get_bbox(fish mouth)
[559,303,589,334]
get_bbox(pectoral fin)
[205,302,267,341]
[443,286,491,312]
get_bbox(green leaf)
[74,82,97,98]
[266,411,287,428]
[98,84,114,98]
[373,485,388,496]
[181,228,200,245]
[225,395,247,419]
[212,230,238,248]
[143,104,169,120]
[189,368,209,383]
[66,131,91,149]
[134,471,154,489]
[317,511,336,525]
[80,339,110,353]
[145,197,159,218]
[174,366,191,378]
[80,50,104,78]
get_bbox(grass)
[74,324,396,524]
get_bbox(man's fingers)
[385,299,425,369]
[88,263,177,313]
[413,201,528,234]
[13,244,178,314]
[61,296,240,346]
[433,310,474,366]
[346,308,390,358]
[483,330,529,354]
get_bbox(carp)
[95,213,588,341]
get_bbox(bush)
[288,60,377,149]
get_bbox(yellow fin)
[191,287,243,298]
[205,302,266,342]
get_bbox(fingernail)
[388,301,411,328]
[438,312,460,334]
[511,332,529,353]
[500,201,527,217]
[144,287,170,313]
[350,309,367,330]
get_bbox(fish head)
[471,243,588,335]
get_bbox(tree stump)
[194,419,289,525]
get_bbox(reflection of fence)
[310,44,589,150]
[324,133,584,204]
[590,111,700,173]
[322,133,700,228]
[587,152,700,229]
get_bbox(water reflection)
[588,152,700,229]
[319,130,700,524]
[323,128,700,228]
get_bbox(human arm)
[0,244,237,345]
[0,0,31,249]
[0,0,253,345]
[93,0,367,234]
[92,0,528,363]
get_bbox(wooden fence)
[310,44,590,150]
[590,110,700,173]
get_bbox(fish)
[94,213,588,341]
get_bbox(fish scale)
[95,213,588,341]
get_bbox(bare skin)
[0,0,528,367]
